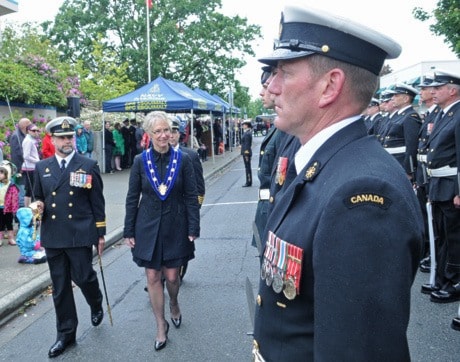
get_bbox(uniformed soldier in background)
[372,91,393,143]
[382,84,421,179]
[240,120,253,187]
[252,66,286,251]
[33,117,107,358]
[252,4,423,361]
[416,75,440,278]
[364,98,383,134]
[425,70,460,304]
[374,90,396,143]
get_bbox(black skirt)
[132,236,194,270]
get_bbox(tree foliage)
[0,24,68,107]
[74,37,137,105]
[42,0,262,103]
[413,0,460,57]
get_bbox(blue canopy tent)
[101,76,220,171]
[102,76,216,113]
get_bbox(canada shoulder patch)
[344,193,391,210]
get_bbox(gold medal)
[158,183,167,196]
[283,276,296,300]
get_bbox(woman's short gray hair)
[143,111,171,133]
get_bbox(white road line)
[202,200,258,207]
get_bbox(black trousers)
[432,201,460,286]
[416,185,430,257]
[46,247,103,340]
[243,155,252,185]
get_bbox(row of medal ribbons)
[261,231,303,300]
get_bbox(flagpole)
[146,1,151,82]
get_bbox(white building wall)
[381,60,460,88]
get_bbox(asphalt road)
[0,148,260,361]
[0,136,459,361]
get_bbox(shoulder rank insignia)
[304,161,319,181]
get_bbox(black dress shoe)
[154,321,169,351]
[48,338,76,358]
[91,309,104,326]
[430,283,460,303]
[451,316,460,331]
[421,283,440,295]
[170,303,182,328]
[242,184,252,187]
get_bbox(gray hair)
[143,111,172,133]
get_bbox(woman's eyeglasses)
[152,129,171,136]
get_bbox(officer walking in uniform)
[170,117,204,280]
[382,84,421,179]
[240,120,253,187]
[424,70,460,304]
[33,117,107,358]
[252,5,423,361]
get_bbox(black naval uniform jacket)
[124,148,200,262]
[415,107,439,187]
[253,128,285,243]
[382,106,421,175]
[179,146,205,207]
[253,121,423,361]
[426,101,460,202]
[240,129,253,157]
[33,153,106,247]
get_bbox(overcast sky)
[2,0,457,98]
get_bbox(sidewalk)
[0,147,243,325]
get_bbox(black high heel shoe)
[170,303,182,328]
[154,321,169,351]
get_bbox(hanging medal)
[272,238,287,294]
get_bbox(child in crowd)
[75,124,88,155]
[0,161,19,246]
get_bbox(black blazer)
[124,148,200,262]
[33,153,106,248]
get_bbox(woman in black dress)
[124,111,200,351]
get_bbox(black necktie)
[433,110,444,129]
[60,159,66,172]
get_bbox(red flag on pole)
[146,0,153,9]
